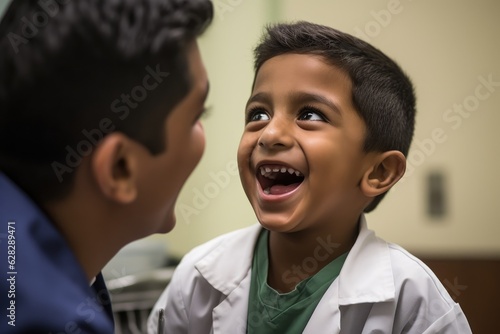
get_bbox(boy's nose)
[257,116,293,150]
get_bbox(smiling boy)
[0,0,212,332]
[149,22,472,333]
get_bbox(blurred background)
[1,0,498,333]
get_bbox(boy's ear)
[361,150,406,198]
[91,133,138,204]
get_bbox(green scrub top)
[247,229,348,333]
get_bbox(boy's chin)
[257,215,302,233]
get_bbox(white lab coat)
[148,215,472,333]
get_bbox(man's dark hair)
[0,0,213,202]
[253,21,416,212]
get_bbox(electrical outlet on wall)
[427,170,447,219]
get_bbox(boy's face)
[135,41,209,235]
[238,53,373,233]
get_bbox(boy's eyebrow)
[246,91,342,115]
[246,92,270,109]
[288,91,342,116]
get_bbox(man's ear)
[91,133,138,204]
[361,150,406,198]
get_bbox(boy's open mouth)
[256,165,305,195]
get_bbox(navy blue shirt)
[0,174,114,333]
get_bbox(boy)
[149,22,472,333]
[0,0,213,332]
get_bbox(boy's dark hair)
[0,0,213,202]
[253,21,416,212]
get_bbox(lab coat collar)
[337,214,395,305]
[195,224,260,295]
[195,225,260,334]
[195,215,395,306]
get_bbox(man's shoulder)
[0,174,114,332]
[0,236,114,332]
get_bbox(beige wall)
[163,0,500,258]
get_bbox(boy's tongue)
[266,183,300,195]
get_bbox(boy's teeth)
[264,187,270,194]
[258,165,303,178]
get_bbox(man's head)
[0,0,213,209]
[248,21,416,213]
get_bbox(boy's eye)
[298,107,326,122]
[247,108,270,122]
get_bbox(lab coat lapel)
[304,215,395,333]
[195,224,262,334]
[212,274,252,334]
[303,279,342,333]
[337,215,395,305]
[195,224,260,295]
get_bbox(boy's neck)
[266,218,360,293]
